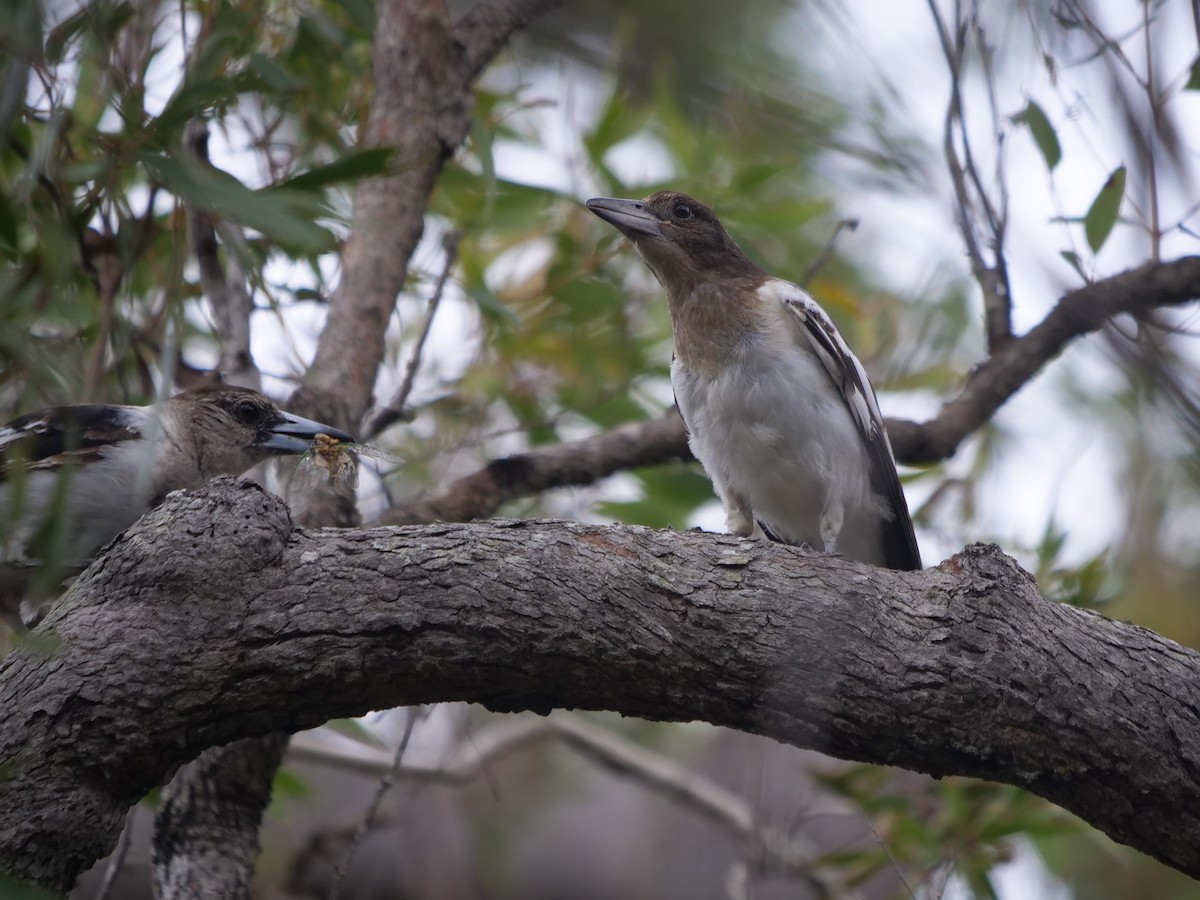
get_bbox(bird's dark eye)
[673,202,692,220]
[232,399,262,425]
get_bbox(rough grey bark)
[2,477,1200,892]
[151,734,288,899]
[292,0,561,431]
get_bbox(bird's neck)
[666,276,769,378]
[148,408,208,495]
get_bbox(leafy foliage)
[1013,101,1061,172]
[1084,166,1126,254]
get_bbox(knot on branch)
[941,542,1037,590]
[84,477,293,593]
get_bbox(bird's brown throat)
[666,277,767,377]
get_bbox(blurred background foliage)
[3,0,1200,897]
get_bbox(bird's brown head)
[586,191,762,294]
[170,385,355,477]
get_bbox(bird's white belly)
[673,351,885,562]
[0,440,160,566]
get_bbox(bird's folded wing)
[776,282,922,570]
[0,405,143,480]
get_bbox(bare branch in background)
[182,119,261,390]
[367,231,462,439]
[151,734,290,900]
[454,0,564,79]
[890,254,1200,461]
[291,711,850,898]
[92,808,136,900]
[925,0,1013,352]
[377,409,692,526]
[327,711,419,900]
[376,256,1200,523]
[800,217,859,289]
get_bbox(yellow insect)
[297,433,402,490]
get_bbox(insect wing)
[350,444,403,466]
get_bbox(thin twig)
[81,225,121,403]
[925,0,1012,351]
[327,710,419,900]
[183,118,261,389]
[1060,0,1147,88]
[294,712,858,898]
[859,810,917,900]
[93,806,137,900]
[1142,0,1161,261]
[367,231,462,439]
[800,218,859,289]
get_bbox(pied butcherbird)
[587,191,921,571]
[0,384,354,623]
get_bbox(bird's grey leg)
[720,488,759,538]
[819,493,844,555]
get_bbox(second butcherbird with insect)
[587,191,920,571]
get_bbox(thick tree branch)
[888,254,1200,461]
[378,410,691,525]
[3,478,1200,890]
[453,0,563,79]
[376,256,1200,525]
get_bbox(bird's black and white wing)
[1,403,157,569]
[773,280,922,570]
[0,404,145,481]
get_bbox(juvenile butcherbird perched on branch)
[0,384,354,625]
[587,191,921,571]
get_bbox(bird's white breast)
[672,297,887,562]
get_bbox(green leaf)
[277,148,394,192]
[465,284,520,325]
[248,53,302,92]
[137,150,334,253]
[152,79,240,139]
[1012,101,1061,171]
[1084,166,1126,253]
[0,193,17,250]
[584,87,651,165]
[1059,250,1086,280]
[1186,56,1200,91]
[271,766,311,800]
[44,5,89,64]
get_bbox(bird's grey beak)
[586,197,663,238]
[260,413,356,454]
